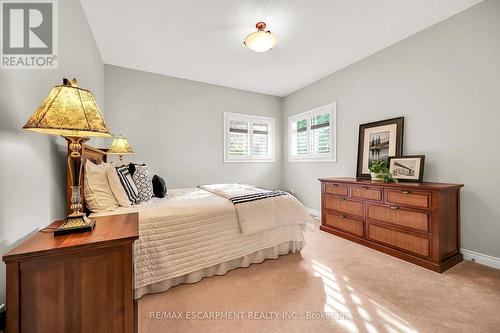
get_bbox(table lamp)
[108,135,134,163]
[23,78,112,235]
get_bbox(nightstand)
[2,212,139,333]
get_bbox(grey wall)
[282,0,500,258]
[0,0,104,305]
[104,65,283,190]
[1,0,499,311]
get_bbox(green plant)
[375,171,399,183]
[368,160,389,174]
[369,160,398,183]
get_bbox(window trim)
[288,102,337,163]
[223,112,276,163]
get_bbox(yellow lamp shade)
[23,78,112,138]
[109,136,134,155]
[244,22,277,53]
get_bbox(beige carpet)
[138,227,500,333]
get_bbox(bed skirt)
[135,240,304,299]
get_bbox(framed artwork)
[356,117,404,179]
[388,155,425,183]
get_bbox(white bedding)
[199,183,313,235]
[91,188,306,298]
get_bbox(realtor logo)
[1,0,58,69]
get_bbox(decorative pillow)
[84,160,119,212]
[152,175,167,198]
[132,165,153,203]
[128,163,145,176]
[107,165,140,206]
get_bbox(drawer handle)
[331,184,339,187]
[338,214,346,218]
[401,190,410,194]
[389,206,399,210]
[340,197,347,201]
[361,186,369,190]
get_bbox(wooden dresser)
[319,178,463,272]
[2,213,139,333]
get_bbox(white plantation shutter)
[224,113,275,162]
[252,122,269,156]
[311,112,330,156]
[288,103,336,161]
[290,117,309,158]
[229,120,249,156]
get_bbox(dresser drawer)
[367,223,430,258]
[324,183,349,196]
[385,189,431,209]
[324,196,364,218]
[325,212,363,237]
[319,179,463,272]
[367,204,429,232]
[351,185,382,202]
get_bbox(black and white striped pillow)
[115,165,140,204]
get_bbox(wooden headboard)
[66,139,108,214]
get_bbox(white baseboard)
[461,249,500,270]
[305,207,321,218]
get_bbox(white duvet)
[199,183,313,235]
[91,188,307,298]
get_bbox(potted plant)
[368,160,398,183]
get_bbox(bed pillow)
[132,165,153,203]
[152,175,167,198]
[84,160,119,212]
[128,163,145,176]
[107,165,140,206]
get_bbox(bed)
[72,143,313,299]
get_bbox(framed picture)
[356,117,404,179]
[388,155,425,183]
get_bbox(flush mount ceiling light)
[244,22,277,53]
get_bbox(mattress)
[91,188,305,298]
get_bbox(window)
[289,102,336,162]
[224,112,275,162]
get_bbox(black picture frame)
[356,117,404,179]
[388,155,425,183]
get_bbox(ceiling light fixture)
[244,22,277,53]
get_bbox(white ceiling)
[80,0,482,97]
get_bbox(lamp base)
[54,214,96,236]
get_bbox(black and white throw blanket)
[198,184,313,235]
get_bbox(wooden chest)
[319,178,463,272]
[2,213,139,333]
